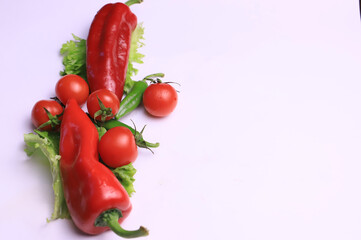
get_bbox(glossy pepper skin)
[115,80,148,119]
[87,2,137,101]
[59,98,131,235]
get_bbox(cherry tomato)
[143,83,178,117]
[87,89,120,121]
[31,100,63,131]
[99,126,138,168]
[55,74,89,106]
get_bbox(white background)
[1,0,361,239]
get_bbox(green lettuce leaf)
[96,126,107,140]
[60,34,87,81]
[24,130,70,220]
[59,24,145,94]
[124,23,145,94]
[112,163,137,197]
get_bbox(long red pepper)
[86,1,141,101]
[59,98,148,237]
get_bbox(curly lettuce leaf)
[60,34,87,81]
[112,163,137,197]
[124,23,145,94]
[24,130,70,220]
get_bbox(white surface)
[1,0,361,239]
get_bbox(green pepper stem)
[103,211,149,238]
[125,0,143,7]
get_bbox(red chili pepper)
[59,98,148,238]
[86,0,141,101]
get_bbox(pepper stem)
[103,120,160,149]
[125,0,143,7]
[107,215,149,238]
[95,209,149,238]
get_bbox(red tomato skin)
[55,74,89,106]
[31,100,63,131]
[143,83,178,117]
[87,89,120,121]
[98,126,138,168]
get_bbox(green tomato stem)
[143,73,165,80]
[103,120,160,149]
[143,141,159,148]
[143,73,165,83]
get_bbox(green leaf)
[97,126,107,140]
[124,23,145,94]
[24,131,70,220]
[60,34,87,81]
[112,163,137,197]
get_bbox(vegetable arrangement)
[24,1,178,238]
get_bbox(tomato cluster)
[31,74,178,169]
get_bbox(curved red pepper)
[87,2,137,101]
[59,99,148,237]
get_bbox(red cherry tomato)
[31,100,63,131]
[55,74,89,106]
[143,83,178,117]
[87,89,120,121]
[99,126,138,168]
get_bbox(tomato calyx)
[143,73,180,92]
[130,120,158,153]
[93,96,114,122]
[142,73,165,84]
[37,107,63,130]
